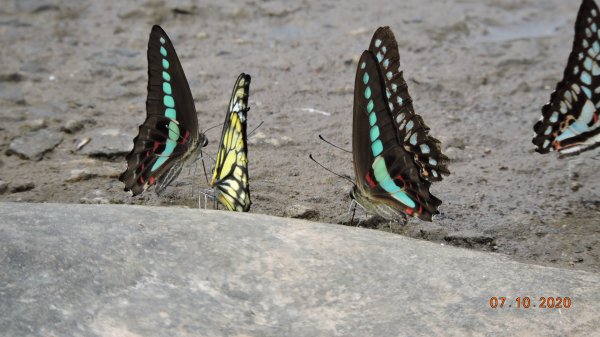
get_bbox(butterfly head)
[199,132,208,147]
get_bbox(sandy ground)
[1,0,599,273]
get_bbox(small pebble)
[7,129,63,161]
[21,118,47,132]
[66,169,95,182]
[62,119,85,134]
[11,182,35,193]
[285,204,319,219]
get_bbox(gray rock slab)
[0,82,26,105]
[7,129,63,160]
[79,128,132,157]
[0,202,598,337]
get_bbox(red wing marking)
[182,130,190,145]
[365,171,376,188]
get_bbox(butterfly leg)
[349,199,357,226]
[347,199,368,226]
[191,161,198,198]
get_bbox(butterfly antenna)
[318,135,351,153]
[309,154,354,185]
[248,120,265,138]
[203,122,225,134]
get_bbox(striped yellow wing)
[210,73,251,211]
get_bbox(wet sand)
[0,0,598,273]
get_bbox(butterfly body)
[120,25,207,196]
[209,74,252,212]
[533,0,600,157]
[351,27,449,222]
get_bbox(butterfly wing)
[353,51,441,221]
[533,0,600,156]
[368,26,450,181]
[120,25,205,196]
[210,74,251,212]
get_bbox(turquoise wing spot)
[370,125,380,142]
[581,71,592,85]
[367,100,374,113]
[372,157,416,208]
[150,122,180,172]
[151,140,177,172]
[363,72,369,84]
[164,95,175,108]
[159,37,166,44]
[371,139,383,156]
[420,144,430,154]
[162,59,170,69]
[162,71,171,82]
[167,121,180,141]
[165,108,176,120]
[364,87,372,99]
[410,133,417,145]
[556,100,597,141]
[163,82,172,95]
[556,129,575,142]
[160,46,167,57]
[369,112,377,126]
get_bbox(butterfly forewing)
[368,27,449,181]
[353,51,441,221]
[119,25,204,196]
[533,0,600,156]
[210,74,251,212]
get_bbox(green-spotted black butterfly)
[120,25,207,196]
[533,0,600,157]
[351,26,450,221]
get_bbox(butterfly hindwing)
[533,0,600,156]
[119,25,205,196]
[353,51,441,221]
[210,74,251,212]
[368,26,449,181]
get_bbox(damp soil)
[1,0,599,273]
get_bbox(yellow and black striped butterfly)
[120,25,207,196]
[209,74,252,212]
[351,27,449,221]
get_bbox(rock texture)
[7,129,63,160]
[78,128,132,157]
[0,202,598,336]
